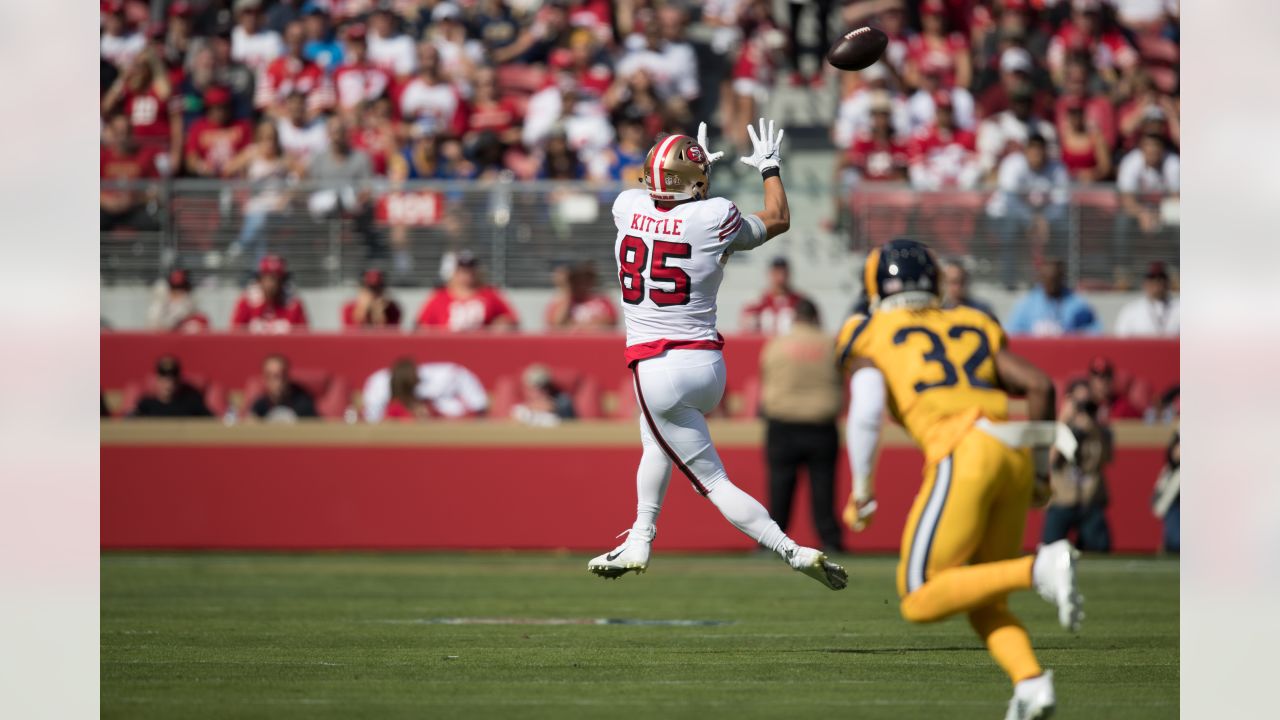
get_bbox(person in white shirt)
[397,43,462,136]
[832,62,910,149]
[1115,262,1179,337]
[231,0,284,73]
[1115,132,1179,282]
[100,2,145,69]
[615,8,699,104]
[905,67,976,134]
[587,120,848,592]
[986,134,1070,288]
[368,5,417,77]
[361,359,489,422]
[976,88,1057,178]
[275,92,328,169]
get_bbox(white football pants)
[630,349,794,553]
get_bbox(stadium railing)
[100,179,1180,290]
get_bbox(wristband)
[761,167,781,180]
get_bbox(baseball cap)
[770,257,789,269]
[167,268,192,290]
[1087,356,1113,377]
[1145,261,1170,280]
[362,268,387,290]
[155,355,182,378]
[921,0,946,16]
[258,254,288,277]
[203,86,232,107]
[455,250,479,268]
[344,23,368,40]
[168,1,192,18]
[1000,47,1033,74]
[432,2,461,22]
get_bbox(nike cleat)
[787,546,848,590]
[1033,540,1084,632]
[1005,670,1056,720]
[588,525,656,579]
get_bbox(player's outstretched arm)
[843,357,886,532]
[738,118,790,241]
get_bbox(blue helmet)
[863,238,939,304]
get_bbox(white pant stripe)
[907,455,953,593]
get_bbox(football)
[826,26,889,71]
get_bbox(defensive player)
[587,120,847,591]
[837,239,1083,719]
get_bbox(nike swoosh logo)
[605,550,625,561]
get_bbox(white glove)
[739,117,784,173]
[695,122,725,166]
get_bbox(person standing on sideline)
[760,299,844,552]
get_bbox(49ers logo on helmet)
[686,144,706,164]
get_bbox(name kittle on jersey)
[628,213,685,237]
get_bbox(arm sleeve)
[847,366,887,503]
[728,213,769,252]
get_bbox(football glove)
[695,122,726,166]
[739,117,784,173]
[842,496,878,533]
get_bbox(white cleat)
[786,546,848,590]
[587,525,656,579]
[1005,670,1056,720]
[1033,540,1084,632]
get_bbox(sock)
[633,443,671,529]
[705,480,796,556]
[969,602,1043,685]
[900,556,1035,624]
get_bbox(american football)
[826,26,889,71]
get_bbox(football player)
[837,238,1083,719]
[587,120,848,591]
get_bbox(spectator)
[183,86,253,177]
[1116,70,1179,152]
[976,46,1052,119]
[130,356,213,418]
[248,354,317,422]
[147,268,210,333]
[463,66,523,155]
[1046,0,1137,89]
[1085,356,1144,421]
[972,1,1052,96]
[101,47,176,156]
[840,94,910,185]
[367,4,417,77]
[382,358,431,421]
[1055,54,1117,149]
[350,96,398,178]
[741,258,813,336]
[759,299,843,553]
[361,357,489,421]
[545,262,618,331]
[305,116,383,259]
[1056,97,1112,182]
[1115,132,1179,282]
[785,0,834,86]
[427,3,484,84]
[265,0,304,35]
[1146,385,1180,425]
[1007,259,1102,335]
[724,1,784,151]
[100,115,161,232]
[101,1,145,69]
[230,0,284,74]
[174,44,254,128]
[159,2,198,70]
[833,60,910,151]
[904,0,972,91]
[905,65,977,134]
[342,269,403,330]
[491,1,571,66]
[254,20,329,119]
[416,252,518,332]
[538,132,585,180]
[976,85,1057,178]
[557,28,613,101]
[331,24,392,122]
[512,364,578,426]
[939,260,997,320]
[1151,431,1180,553]
[275,91,328,167]
[301,5,343,73]
[1043,382,1113,552]
[617,6,700,107]
[230,255,309,334]
[1115,261,1180,337]
[225,120,294,261]
[906,92,982,190]
[593,114,649,182]
[986,134,1070,287]
[398,43,467,138]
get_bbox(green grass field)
[101,553,1178,719]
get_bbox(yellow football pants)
[895,428,1043,684]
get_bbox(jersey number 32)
[619,235,691,306]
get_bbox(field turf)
[102,553,1178,719]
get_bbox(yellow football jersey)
[836,304,1009,463]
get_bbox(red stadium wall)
[100,431,1169,553]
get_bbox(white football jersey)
[612,188,768,363]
